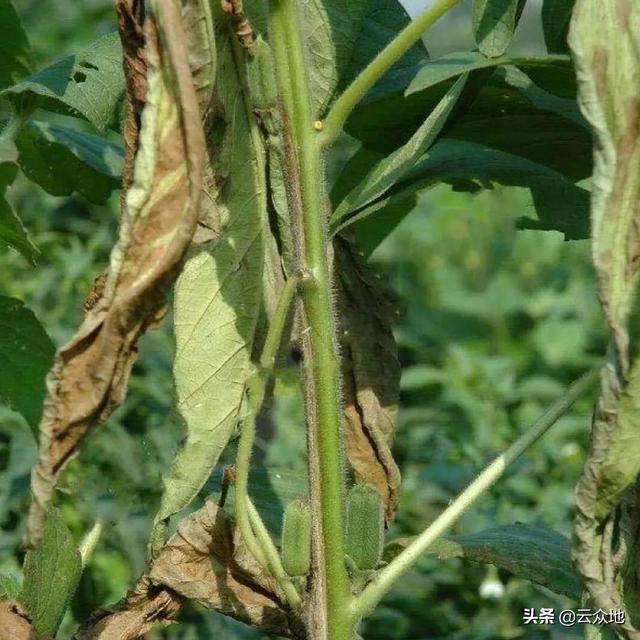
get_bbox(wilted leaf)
[150,501,294,634]
[182,0,216,116]
[570,0,640,365]
[472,0,526,58]
[0,0,34,89]
[153,24,264,540]
[2,32,125,132]
[73,577,182,640]
[21,509,82,638]
[0,600,32,640]
[574,366,640,634]
[385,523,584,600]
[332,76,467,227]
[542,0,575,53]
[570,1,640,635]
[77,502,295,639]
[0,160,38,263]
[16,121,124,205]
[335,236,401,523]
[0,296,54,432]
[25,2,207,547]
[115,0,147,194]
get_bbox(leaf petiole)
[234,274,302,607]
[318,0,465,146]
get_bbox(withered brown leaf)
[570,1,640,635]
[25,0,207,547]
[149,501,295,635]
[76,501,297,639]
[73,578,181,640]
[335,235,401,524]
[0,600,33,640]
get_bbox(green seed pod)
[281,499,312,577]
[247,35,278,111]
[346,483,384,571]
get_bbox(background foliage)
[0,0,605,638]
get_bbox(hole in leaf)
[73,71,87,83]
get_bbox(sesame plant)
[0,0,639,639]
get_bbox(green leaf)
[0,159,38,263]
[298,0,426,116]
[1,31,125,132]
[21,509,82,638]
[332,76,467,227]
[498,65,584,128]
[450,524,583,600]
[15,121,123,204]
[348,70,591,182]
[337,139,590,253]
[472,0,526,58]
[405,51,572,97]
[154,30,264,531]
[0,296,54,432]
[542,0,575,53]
[337,0,428,102]
[445,76,591,181]
[0,573,21,599]
[385,523,583,600]
[0,0,34,89]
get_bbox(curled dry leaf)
[77,502,296,640]
[570,0,640,368]
[335,235,401,524]
[25,0,207,547]
[115,0,147,194]
[221,0,255,53]
[150,501,295,635]
[569,0,640,635]
[73,577,182,640]
[0,600,33,640]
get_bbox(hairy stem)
[235,275,301,607]
[270,0,351,637]
[319,0,464,146]
[248,500,302,608]
[350,368,599,621]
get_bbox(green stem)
[248,500,302,608]
[270,1,351,638]
[79,519,104,568]
[319,0,464,146]
[350,368,599,621]
[235,409,269,568]
[235,275,301,606]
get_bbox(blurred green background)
[0,1,603,638]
